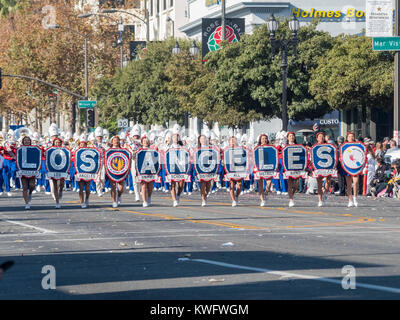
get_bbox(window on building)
[163,0,166,10]
[170,0,173,7]
[150,0,153,15]
[156,0,160,13]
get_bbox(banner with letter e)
[282,145,308,179]
[16,146,42,178]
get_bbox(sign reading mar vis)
[372,37,400,51]
[78,100,97,109]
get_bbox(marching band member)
[315,132,332,207]
[256,134,272,207]
[94,127,106,197]
[139,135,154,207]
[170,125,185,207]
[0,130,18,197]
[342,132,360,207]
[128,125,142,202]
[50,137,65,209]
[108,135,126,208]
[75,134,92,208]
[226,136,243,207]
[19,136,36,210]
[286,131,298,207]
[197,134,212,207]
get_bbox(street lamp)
[102,8,150,42]
[189,40,199,57]
[78,13,125,69]
[266,14,299,132]
[172,41,181,55]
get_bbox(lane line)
[184,258,400,294]
[0,218,57,234]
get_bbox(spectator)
[335,136,346,196]
[370,157,391,198]
[375,142,384,158]
[389,139,398,150]
[366,145,377,195]
[384,160,400,198]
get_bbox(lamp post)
[266,14,299,132]
[102,8,149,42]
[78,13,125,69]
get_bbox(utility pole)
[395,0,400,144]
[221,0,226,41]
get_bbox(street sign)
[78,100,97,109]
[118,118,129,128]
[372,37,400,51]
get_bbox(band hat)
[94,127,104,137]
[130,124,141,137]
[172,124,181,135]
[119,132,127,140]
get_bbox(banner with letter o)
[45,147,71,180]
[105,148,132,182]
[135,148,161,183]
[282,145,308,179]
[193,147,220,182]
[253,146,279,180]
[339,142,367,176]
[164,148,191,182]
[223,146,251,181]
[16,146,42,178]
[74,147,101,181]
[311,144,338,178]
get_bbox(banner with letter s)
[223,146,251,181]
[74,147,101,181]
[339,143,367,176]
[16,146,42,178]
[311,144,338,178]
[164,148,191,182]
[193,147,220,182]
[135,148,161,183]
[253,146,279,180]
[45,147,71,180]
[282,145,308,179]
[105,148,132,182]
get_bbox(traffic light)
[87,108,95,128]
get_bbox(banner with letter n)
[135,148,161,183]
[282,145,308,179]
[193,147,221,182]
[45,147,71,180]
[105,148,132,183]
[164,148,191,182]
[253,146,279,180]
[223,146,251,181]
[311,144,338,178]
[74,147,101,181]
[339,143,367,176]
[16,146,42,178]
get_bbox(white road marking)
[0,218,57,234]
[185,258,400,294]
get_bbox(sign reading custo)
[201,18,245,61]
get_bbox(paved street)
[0,188,400,300]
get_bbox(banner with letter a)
[135,148,161,183]
[311,144,338,178]
[193,147,220,182]
[45,147,71,180]
[253,146,279,180]
[223,146,251,181]
[282,145,308,179]
[164,148,191,182]
[105,148,132,182]
[339,143,367,176]
[74,147,101,181]
[16,146,42,178]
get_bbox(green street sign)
[78,100,97,109]
[372,37,400,51]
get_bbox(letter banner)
[135,148,161,183]
[164,148,191,182]
[311,144,338,178]
[16,146,42,178]
[282,145,308,179]
[45,147,71,180]
[223,147,251,181]
[193,147,220,182]
[105,148,132,182]
[253,146,279,180]
[339,143,367,176]
[74,147,101,181]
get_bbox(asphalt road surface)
[1,187,400,300]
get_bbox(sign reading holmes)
[202,18,245,61]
